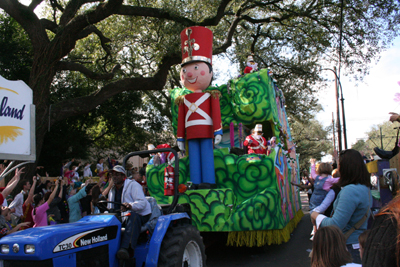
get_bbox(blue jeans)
[120,212,150,249]
[346,244,361,264]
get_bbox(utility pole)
[339,78,347,149]
[380,127,383,149]
[335,66,342,152]
[332,112,336,152]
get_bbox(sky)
[316,36,400,148]
[213,36,400,162]
[214,36,400,150]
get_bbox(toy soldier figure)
[243,124,267,154]
[176,26,223,185]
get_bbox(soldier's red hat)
[180,26,213,66]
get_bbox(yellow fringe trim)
[209,90,221,99]
[175,95,185,106]
[175,91,221,105]
[226,209,304,247]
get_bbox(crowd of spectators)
[2,139,400,265]
[292,145,400,266]
[0,157,149,239]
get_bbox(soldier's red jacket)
[244,135,267,154]
[177,91,223,141]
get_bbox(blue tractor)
[0,148,206,267]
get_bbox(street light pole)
[340,83,348,149]
[332,112,337,152]
[322,67,348,151]
[334,66,342,152]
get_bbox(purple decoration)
[239,123,243,149]
[160,153,166,164]
[230,122,235,148]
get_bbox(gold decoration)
[209,90,221,99]
[175,95,185,106]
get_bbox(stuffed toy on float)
[244,55,258,74]
[176,26,223,186]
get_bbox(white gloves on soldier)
[214,135,222,145]
[178,135,222,151]
[177,141,185,151]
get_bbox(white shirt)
[96,163,104,172]
[9,191,24,217]
[72,168,80,180]
[370,174,378,188]
[108,179,151,217]
[83,165,92,177]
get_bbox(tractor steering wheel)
[96,200,124,213]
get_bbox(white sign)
[0,75,35,161]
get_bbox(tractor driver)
[107,165,151,260]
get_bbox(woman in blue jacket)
[311,149,372,264]
[67,183,95,223]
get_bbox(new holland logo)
[53,226,118,253]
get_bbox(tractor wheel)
[158,224,206,267]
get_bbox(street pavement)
[206,190,313,267]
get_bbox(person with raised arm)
[32,179,60,227]
[46,179,64,224]
[67,180,95,223]
[0,168,24,205]
[21,176,37,229]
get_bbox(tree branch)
[214,16,241,54]
[50,53,180,124]
[198,0,233,26]
[250,24,262,53]
[116,5,195,26]
[76,25,112,56]
[28,0,44,11]
[40,18,58,33]
[59,0,99,26]
[47,0,123,62]
[0,0,49,49]
[116,0,233,27]
[56,61,121,80]
[49,0,64,12]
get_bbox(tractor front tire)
[158,224,206,267]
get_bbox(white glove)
[177,141,186,151]
[214,135,222,145]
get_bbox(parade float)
[147,65,303,247]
